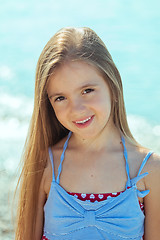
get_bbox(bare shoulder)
[143,152,160,188]
[126,139,160,180]
[144,151,160,169]
[131,142,160,187]
[141,151,160,239]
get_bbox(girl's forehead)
[57,61,99,74]
[49,61,104,86]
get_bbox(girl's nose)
[69,98,87,115]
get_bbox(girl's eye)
[82,88,94,94]
[54,96,66,102]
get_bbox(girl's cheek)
[90,95,106,106]
[54,107,67,120]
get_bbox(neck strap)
[56,131,72,184]
[121,136,131,188]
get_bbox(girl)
[15,27,160,240]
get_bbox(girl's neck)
[68,122,122,152]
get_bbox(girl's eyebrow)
[80,83,98,89]
[49,83,98,99]
[48,92,64,99]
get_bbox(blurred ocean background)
[0,0,160,239]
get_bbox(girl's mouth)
[73,115,94,128]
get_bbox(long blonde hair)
[15,27,137,239]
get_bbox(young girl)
[15,27,160,240]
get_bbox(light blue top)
[43,132,153,240]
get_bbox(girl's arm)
[143,153,160,240]
[34,170,47,240]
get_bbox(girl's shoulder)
[143,150,160,171]
[124,138,160,180]
[136,145,160,175]
[127,142,160,185]
[141,150,160,188]
[137,149,160,230]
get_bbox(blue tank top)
[43,132,153,240]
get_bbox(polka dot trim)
[67,188,130,203]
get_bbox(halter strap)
[48,147,56,182]
[121,136,153,190]
[137,151,153,176]
[56,131,72,184]
[121,136,131,189]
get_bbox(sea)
[0,0,160,239]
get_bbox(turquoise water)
[0,0,160,171]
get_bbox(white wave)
[0,65,14,80]
[0,93,33,121]
[128,115,160,154]
[152,125,160,136]
[0,93,33,140]
[0,118,28,140]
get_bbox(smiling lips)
[73,115,94,128]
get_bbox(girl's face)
[47,61,113,139]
